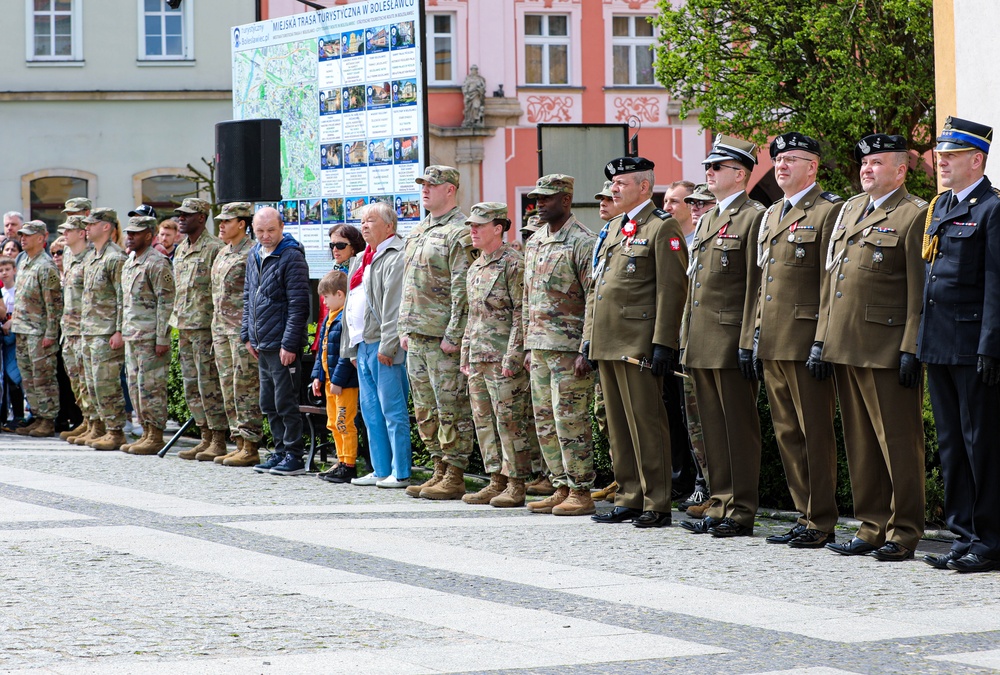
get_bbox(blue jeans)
[357,340,411,479]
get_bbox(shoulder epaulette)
[904,193,929,208]
[749,201,765,211]
[820,191,843,203]
[652,208,670,220]
[991,187,1000,197]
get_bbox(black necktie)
[780,200,792,219]
[949,194,958,211]
[861,201,874,220]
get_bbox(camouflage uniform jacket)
[122,247,175,345]
[211,236,253,336]
[61,245,90,336]
[461,243,525,373]
[81,240,126,336]
[13,251,62,339]
[522,214,596,352]
[170,231,223,330]
[398,205,474,344]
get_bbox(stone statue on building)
[462,65,486,127]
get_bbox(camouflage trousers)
[62,334,91,418]
[16,333,59,420]
[684,375,708,484]
[212,332,263,442]
[406,334,474,469]
[177,328,227,431]
[125,340,169,429]
[528,349,595,489]
[83,335,126,429]
[468,361,537,478]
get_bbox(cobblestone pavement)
[2,433,999,675]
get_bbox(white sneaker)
[131,423,144,438]
[376,476,411,489]
[123,419,134,434]
[351,471,385,486]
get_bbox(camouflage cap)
[217,202,253,220]
[83,207,118,225]
[466,202,508,225]
[125,215,157,233]
[414,165,460,187]
[594,180,614,200]
[684,183,716,203]
[16,220,48,236]
[527,174,575,197]
[522,214,542,233]
[57,215,88,233]
[174,197,211,215]
[62,197,92,213]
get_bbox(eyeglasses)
[51,250,64,256]
[773,155,815,166]
[706,163,742,172]
[329,241,350,251]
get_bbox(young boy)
[0,256,24,431]
[311,270,360,482]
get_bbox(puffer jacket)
[241,233,310,352]
[310,309,358,388]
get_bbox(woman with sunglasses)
[328,223,364,273]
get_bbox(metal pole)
[158,417,196,458]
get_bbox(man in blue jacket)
[242,206,311,476]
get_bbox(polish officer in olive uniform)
[679,135,765,538]
[820,134,928,561]
[746,132,843,548]
[919,116,1000,573]
[585,157,688,528]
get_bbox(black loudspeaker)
[215,119,282,202]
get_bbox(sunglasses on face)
[706,162,742,172]
[329,241,350,251]
[51,250,64,255]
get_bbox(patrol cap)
[57,215,88,233]
[594,180,615,200]
[522,214,542,233]
[703,134,758,170]
[62,197,92,214]
[125,215,157,233]
[83,207,118,225]
[414,165,460,187]
[527,174,575,197]
[217,202,253,220]
[466,202,508,225]
[16,220,48,236]
[128,204,158,219]
[684,183,716,204]
[769,132,821,159]
[174,197,211,215]
[935,116,992,153]
[604,156,655,180]
[854,134,908,162]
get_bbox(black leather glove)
[978,354,1000,386]
[581,340,597,371]
[898,352,921,388]
[737,348,757,381]
[753,328,764,380]
[651,344,677,377]
[805,341,832,381]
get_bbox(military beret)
[854,134,908,162]
[704,134,758,170]
[57,215,87,233]
[770,132,821,159]
[62,197,92,214]
[594,180,614,200]
[125,216,157,233]
[174,198,211,215]
[414,165,460,187]
[936,116,993,153]
[16,220,48,236]
[604,156,655,180]
[527,174,575,197]
[217,202,253,220]
[466,201,508,225]
[83,207,118,225]
[684,183,716,203]
[128,204,158,219]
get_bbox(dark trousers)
[258,349,304,459]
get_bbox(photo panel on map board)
[321,142,343,195]
[345,196,368,223]
[365,25,391,81]
[368,138,394,195]
[318,34,342,89]
[299,198,322,225]
[342,85,367,140]
[319,87,343,144]
[280,200,299,225]
[396,193,420,235]
[343,139,369,195]
[367,81,392,138]
[341,29,365,83]
[323,197,344,225]
[394,135,419,192]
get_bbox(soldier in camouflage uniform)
[57,215,93,442]
[398,165,475,500]
[74,208,128,450]
[210,202,263,466]
[169,198,228,460]
[119,216,175,455]
[12,220,62,437]
[522,175,598,516]
[460,202,539,508]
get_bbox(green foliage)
[652,0,936,196]
[166,330,197,437]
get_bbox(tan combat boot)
[15,418,41,436]
[73,420,105,446]
[490,477,526,508]
[131,426,164,455]
[215,436,243,464]
[121,426,149,453]
[223,439,260,467]
[591,481,619,502]
[178,427,212,460]
[526,485,570,513]
[419,463,466,500]
[61,419,88,441]
[462,473,507,504]
[526,474,557,496]
[90,428,127,451]
[552,488,596,516]
[28,419,56,438]
[196,429,229,461]
[406,458,446,498]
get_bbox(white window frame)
[523,13,571,86]
[25,0,83,62]
[611,15,657,86]
[137,0,194,61]
[426,11,458,85]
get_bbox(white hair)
[3,211,24,224]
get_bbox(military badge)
[670,238,682,250]
[622,220,637,237]
[858,138,870,154]
[776,136,786,150]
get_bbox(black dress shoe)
[766,523,806,544]
[872,541,914,561]
[947,553,1000,573]
[679,516,719,534]
[591,506,642,524]
[633,511,672,528]
[825,537,877,556]
[922,550,965,570]
[788,529,835,549]
[709,517,753,538]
